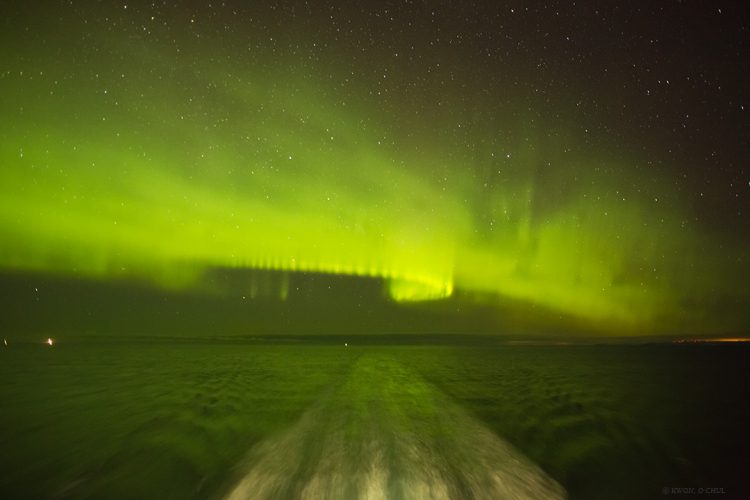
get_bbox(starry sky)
[0,1,748,336]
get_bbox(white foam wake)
[224,356,565,500]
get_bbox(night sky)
[1,1,748,336]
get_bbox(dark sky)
[0,1,748,336]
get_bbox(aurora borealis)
[1,1,749,335]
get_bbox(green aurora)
[1,2,748,335]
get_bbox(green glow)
[0,11,746,334]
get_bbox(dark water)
[1,341,749,499]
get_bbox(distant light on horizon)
[672,338,750,344]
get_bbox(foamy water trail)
[224,355,565,500]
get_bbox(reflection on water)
[225,355,565,500]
